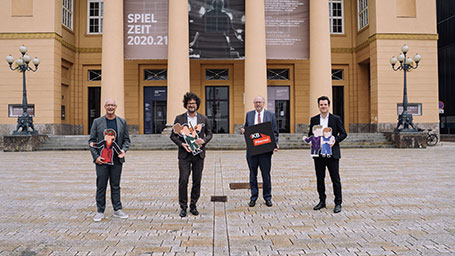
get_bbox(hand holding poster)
[244,122,277,156]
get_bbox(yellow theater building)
[0,0,439,136]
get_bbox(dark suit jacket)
[170,112,213,159]
[308,113,347,159]
[244,110,279,144]
[89,115,131,164]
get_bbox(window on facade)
[205,69,229,80]
[88,0,104,34]
[267,69,290,80]
[144,69,167,80]
[358,0,369,30]
[329,0,344,34]
[332,69,344,80]
[62,0,73,30]
[88,70,102,81]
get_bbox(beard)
[187,108,196,113]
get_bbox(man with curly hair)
[170,92,213,217]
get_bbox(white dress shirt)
[187,112,198,128]
[320,114,329,128]
[254,109,265,125]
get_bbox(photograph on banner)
[189,0,245,59]
[124,0,168,59]
[265,0,309,59]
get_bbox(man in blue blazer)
[242,96,279,207]
[89,99,131,222]
[308,96,347,213]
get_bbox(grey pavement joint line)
[220,156,232,256]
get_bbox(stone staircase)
[36,133,393,151]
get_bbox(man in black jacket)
[308,96,347,213]
[89,98,131,222]
[170,92,213,217]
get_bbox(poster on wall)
[189,0,245,59]
[265,0,309,59]
[124,0,168,59]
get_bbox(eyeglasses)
[254,101,264,104]
[105,104,117,107]
[187,102,197,105]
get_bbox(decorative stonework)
[385,132,427,148]
[295,123,309,134]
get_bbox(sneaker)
[93,212,104,222]
[113,210,128,219]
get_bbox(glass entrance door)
[144,86,167,134]
[205,86,229,133]
[88,87,101,131]
[267,86,290,133]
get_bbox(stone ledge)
[3,135,48,152]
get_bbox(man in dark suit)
[242,96,279,207]
[308,96,347,213]
[89,98,131,222]
[170,92,213,217]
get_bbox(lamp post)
[389,44,421,132]
[5,45,40,135]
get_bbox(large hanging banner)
[265,0,309,59]
[124,0,168,59]
[189,0,245,59]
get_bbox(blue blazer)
[244,110,279,144]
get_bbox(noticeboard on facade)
[124,0,308,60]
[397,103,422,116]
[8,104,35,117]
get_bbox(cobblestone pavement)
[1,143,455,256]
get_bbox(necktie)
[257,112,261,124]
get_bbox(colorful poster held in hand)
[173,123,205,155]
[303,125,322,157]
[89,128,124,165]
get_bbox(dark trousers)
[247,152,272,201]
[178,155,204,209]
[314,157,342,205]
[95,164,123,213]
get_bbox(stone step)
[36,133,393,151]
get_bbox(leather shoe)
[313,201,326,210]
[265,199,273,207]
[248,200,256,207]
[179,208,187,217]
[334,204,342,213]
[189,206,199,216]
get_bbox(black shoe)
[179,208,187,217]
[265,199,273,207]
[189,206,199,216]
[313,201,326,210]
[334,204,342,213]
[248,200,256,207]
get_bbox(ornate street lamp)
[389,44,421,132]
[5,45,40,135]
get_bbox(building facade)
[0,0,439,135]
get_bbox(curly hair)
[183,92,201,110]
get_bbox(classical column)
[166,0,190,125]
[101,0,124,117]
[244,0,268,113]
[309,0,332,116]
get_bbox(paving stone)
[1,144,455,255]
